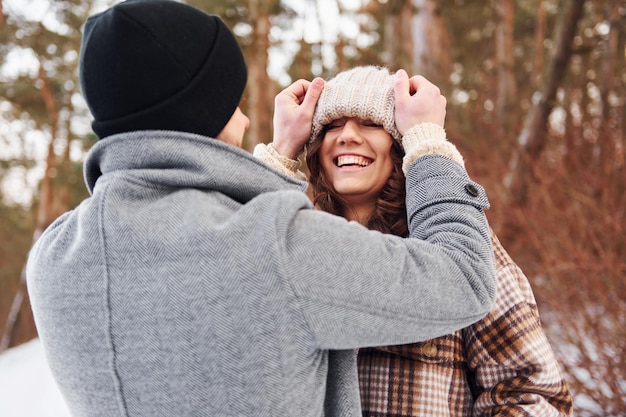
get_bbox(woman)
[256,66,572,416]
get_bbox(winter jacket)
[27,130,495,417]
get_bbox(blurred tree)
[379,0,414,71]
[0,202,33,350]
[410,0,452,91]
[505,0,586,206]
[0,0,97,350]
[363,0,453,87]
[245,0,277,148]
[532,0,548,90]
[522,0,625,413]
[495,0,517,132]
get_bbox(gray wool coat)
[26,131,495,417]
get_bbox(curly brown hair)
[305,137,409,237]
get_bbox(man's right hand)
[272,77,325,160]
[393,70,446,136]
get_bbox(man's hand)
[272,77,325,160]
[393,70,446,135]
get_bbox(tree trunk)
[598,0,619,177]
[616,0,626,170]
[245,0,274,151]
[0,0,5,25]
[0,254,36,351]
[532,0,547,90]
[495,0,517,132]
[382,0,413,71]
[410,0,452,92]
[504,0,586,206]
[1,59,60,351]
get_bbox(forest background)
[0,0,624,415]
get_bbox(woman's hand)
[272,77,325,160]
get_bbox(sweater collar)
[84,130,308,202]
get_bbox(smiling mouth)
[335,155,373,167]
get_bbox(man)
[26,1,496,416]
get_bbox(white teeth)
[337,155,371,167]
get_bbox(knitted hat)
[79,0,247,139]
[309,66,401,145]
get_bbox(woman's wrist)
[253,143,306,181]
[401,123,465,174]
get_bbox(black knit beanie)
[79,0,247,139]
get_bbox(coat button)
[464,184,479,197]
[423,342,438,357]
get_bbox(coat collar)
[84,130,308,202]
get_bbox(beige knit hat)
[309,66,401,145]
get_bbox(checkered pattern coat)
[358,231,573,416]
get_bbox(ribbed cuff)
[253,143,307,181]
[401,123,465,174]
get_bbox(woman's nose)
[337,120,363,144]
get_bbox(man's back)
[28,132,337,416]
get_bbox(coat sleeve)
[464,231,573,416]
[272,154,496,350]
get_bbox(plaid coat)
[358,231,573,416]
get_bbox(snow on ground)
[0,338,70,417]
